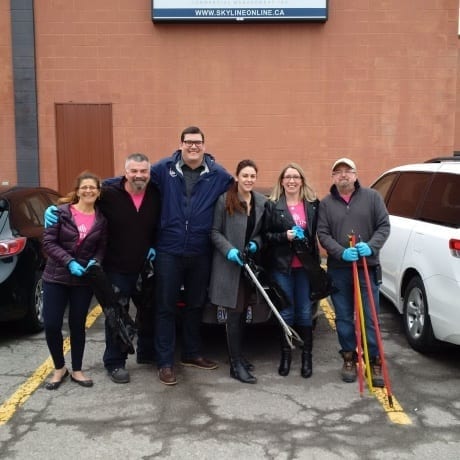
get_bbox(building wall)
[0,0,16,186]
[2,0,459,197]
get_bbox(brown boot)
[371,356,384,388]
[340,351,357,383]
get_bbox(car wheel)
[402,276,437,353]
[23,272,45,333]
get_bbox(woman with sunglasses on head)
[42,171,107,390]
[209,159,266,384]
[263,163,320,379]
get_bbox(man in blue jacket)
[151,126,233,385]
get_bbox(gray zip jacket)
[317,180,390,269]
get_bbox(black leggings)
[43,281,93,371]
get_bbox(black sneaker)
[109,368,130,384]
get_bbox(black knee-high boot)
[278,330,292,376]
[226,310,257,384]
[297,326,313,378]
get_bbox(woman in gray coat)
[209,159,266,384]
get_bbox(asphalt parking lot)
[1,298,460,460]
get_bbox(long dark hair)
[58,171,102,204]
[225,159,258,215]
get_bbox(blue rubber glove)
[342,247,359,262]
[226,248,243,266]
[355,242,372,257]
[68,260,85,277]
[292,225,305,239]
[86,259,97,270]
[246,241,258,254]
[146,247,156,262]
[44,205,59,228]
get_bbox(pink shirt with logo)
[71,205,96,244]
[288,202,307,268]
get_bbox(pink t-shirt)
[71,205,96,244]
[288,202,307,268]
[130,191,145,211]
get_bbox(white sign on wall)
[152,1,328,22]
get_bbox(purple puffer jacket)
[42,203,107,285]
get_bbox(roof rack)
[425,152,460,163]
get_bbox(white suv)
[371,156,460,353]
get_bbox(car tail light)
[0,236,27,257]
[449,239,460,258]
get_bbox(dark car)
[0,186,60,331]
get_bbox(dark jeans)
[43,281,93,371]
[328,266,381,357]
[271,268,313,327]
[103,272,155,371]
[154,252,211,368]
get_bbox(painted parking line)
[0,305,102,426]
[320,299,412,425]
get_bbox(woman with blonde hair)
[263,162,320,378]
[43,171,107,390]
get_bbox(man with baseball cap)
[317,158,390,386]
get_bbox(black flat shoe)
[45,369,69,390]
[71,375,94,387]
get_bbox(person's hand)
[342,247,359,262]
[68,260,85,277]
[226,248,243,266]
[146,247,156,262]
[246,241,258,254]
[86,259,97,270]
[44,205,59,228]
[292,225,305,239]
[355,242,372,257]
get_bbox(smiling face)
[125,159,150,193]
[180,133,205,169]
[236,166,257,195]
[281,167,303,199]
[76,178,100,205]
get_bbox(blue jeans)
[154,252,211,368]
[328,266,380,357]
[103,272,154,370]
[271,268,313,327]
[43,281,93,371]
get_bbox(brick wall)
[2,0,459,197]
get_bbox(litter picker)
[242,254,303,349]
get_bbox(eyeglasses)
[79,185,99,191]
[283,175,302,181]
[183,140,203,147]
[332,169,356,176]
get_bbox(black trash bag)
[131,259,155,336]
[242,254,290,311]
[84,263,137,354]
[291,238,338,301]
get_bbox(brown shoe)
[180,357,218,370]
[371,356,384,388]
[158,367,177,385]
[340,351,357,383]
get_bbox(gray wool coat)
[209,190,267,309]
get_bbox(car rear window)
[419,172,460,228]
[386,172,431,219]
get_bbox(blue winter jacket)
[151,150,233,256]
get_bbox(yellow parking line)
[320,299,412,425]
[0,305,102,426]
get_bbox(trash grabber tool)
[360,251,394,408]
[349,233,373,391]
[352,256,365,396]
[242,260,303,349]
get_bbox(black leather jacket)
[263,195,320,273]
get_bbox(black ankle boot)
[278,347,292,376]
[297,326,313,378]
[301,351,312,378]
[230,360,257,384]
